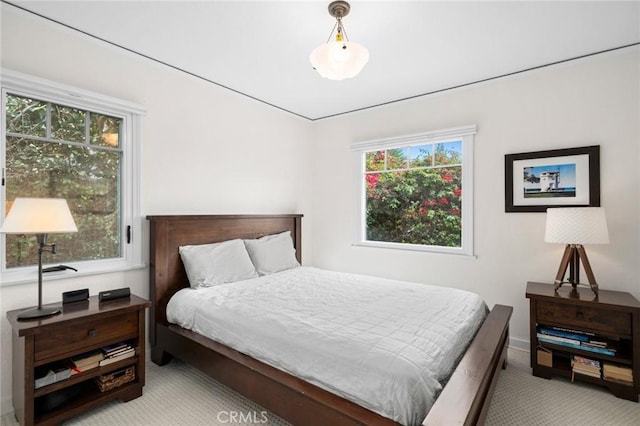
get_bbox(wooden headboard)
[146,214,303,345]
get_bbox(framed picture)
[505,145,600,212]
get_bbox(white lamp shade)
[1,198,78,234]
[544,207,609,245]
[310,40,369,80]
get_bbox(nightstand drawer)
[537,301,631,335]
[34,312,138,362]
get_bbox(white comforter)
[167,266,487,425]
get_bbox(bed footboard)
[423,304,513,426]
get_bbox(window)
[1,70,145,284]
[352,126,476,255]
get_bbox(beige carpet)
[486,349,639,425]
[2,348,639,425]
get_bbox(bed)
[147,214,513,426]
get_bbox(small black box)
[62,288,89,304]
[99,287,130,302]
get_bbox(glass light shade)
[1,198,78,234]
[310,40,369,80]
[544,207,609,245]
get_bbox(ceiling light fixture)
[310,1,369,80]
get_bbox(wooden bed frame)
[147,214,513,426]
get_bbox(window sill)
[1,263,146,287]
[353,241,476,258]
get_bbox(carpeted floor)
[2,348,639,425]
[485,349,639,425]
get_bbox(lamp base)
[553,244,599,297]
[17,305,61,321]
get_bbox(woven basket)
[95,366,135,392]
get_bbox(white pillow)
[244,231,300,276]
[179,239,258,288]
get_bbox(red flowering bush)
[365,173,380,189]
[365,145,462,247]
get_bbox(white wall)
[310,47,640,352]
[0,6,313,415]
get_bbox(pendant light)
[310,1,369,80]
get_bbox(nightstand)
[526,282,640,401]
[7,294,150,426]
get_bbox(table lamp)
[544,207,609,296]
[1,198,78,319]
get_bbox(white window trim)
[1,69,146,286]
[351,125,476,256]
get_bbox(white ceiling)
[7,1,640,120]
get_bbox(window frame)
[351,125,476,256]
[1,69,145,286]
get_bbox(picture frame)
[505,145,600,212]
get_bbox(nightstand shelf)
[538,340,634,366]
[7,294,150,426]
[34,381,138,426]
[526,282,640,402]
[33,356,140,398]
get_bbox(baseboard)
[1,395,13,417]
[508,336,529,352]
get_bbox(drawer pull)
[576,311,584,320]
[88,329,97,337]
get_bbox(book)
[101,342,130,356]
[604,371,633,381]
[603,363,632,375]
[544,326,595,337]
[572,364,600,375]
[537,333,582,346]
[98,348,135,366]
[604,368,632,376]
[538,326,590,342]
[571,355,602,380]
[572,369,601,379]
[581,341,608,349]
[572,355,601,369]
[70,350,104,371]
[603,375,634,385]
[602,363,633,382]
[537,336,616,356]
[604,373,633,382]
[603,370,633,381]
[571,362,600,376]
[102,344,133,358]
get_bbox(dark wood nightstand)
[7,294,150,426]
[526,282,640,401]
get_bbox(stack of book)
[537,326,616,356]
[603,363,633,384]
[99,342,135,366]
[571,355,601,380]
[70,350,104,372]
